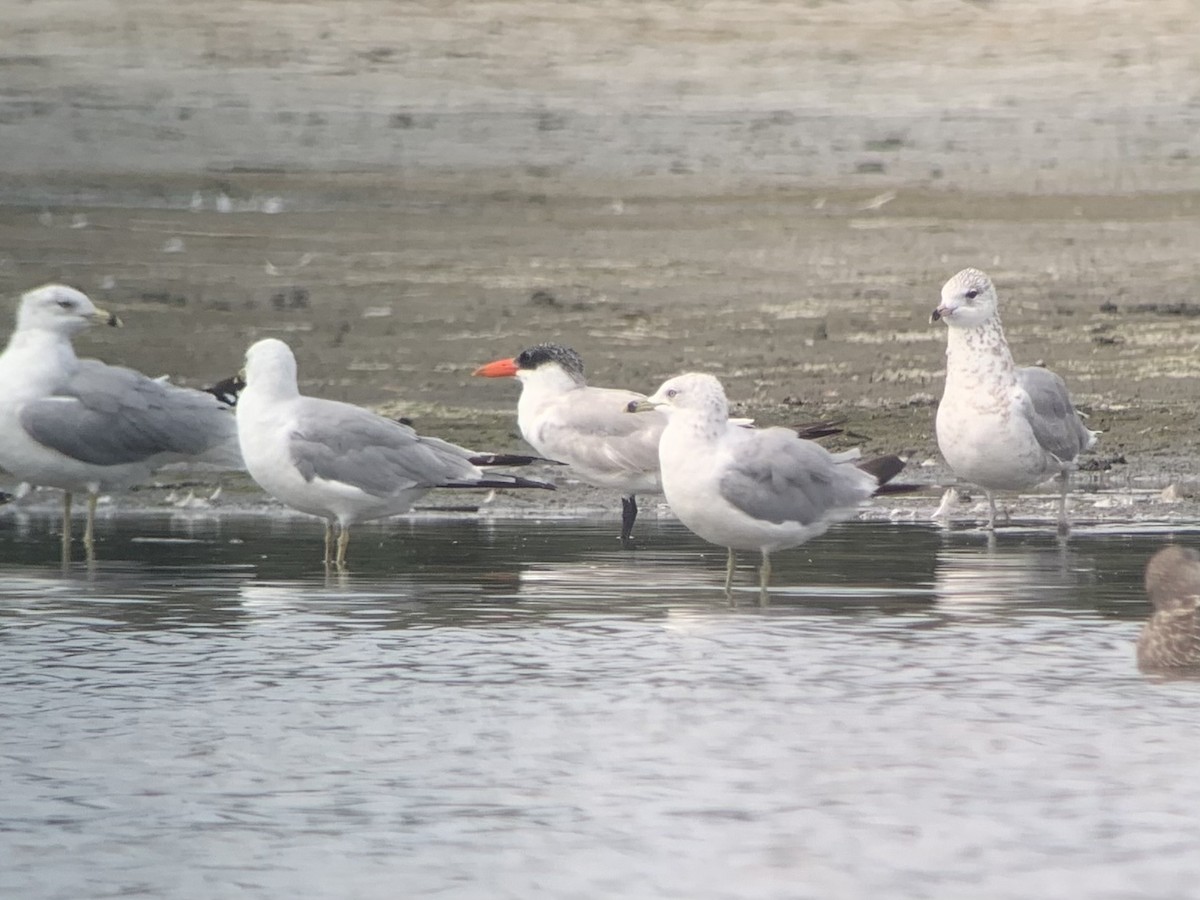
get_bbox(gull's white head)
[243,338,300,393]
[15,283,120,335]
[641,372,730,422]
[931,268,999,329]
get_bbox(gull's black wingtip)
[203,373,246,408]
[858,454,906,486]
[442,474,557,491]
[857,454,926,495]
[467,453,564,468]
[792,418,846,441]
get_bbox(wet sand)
[1,0,1198,526]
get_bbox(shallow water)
[3,513,1200,899]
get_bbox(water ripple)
[3,514,1200,899]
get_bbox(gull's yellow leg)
[84,494,98,554]
[759,552,772,606]
[60,491,73,564]
[335,527,351,569]
[324,522,335,567]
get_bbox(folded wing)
[717,427,876,526]
[19,360,237,467]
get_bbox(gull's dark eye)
[965,289,979,300]
[56,299,74,310]
[666,388,678,399]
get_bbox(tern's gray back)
[288,397,479,498]
[1017,365,1092,463]
[20,360,237,466]
[531,385,663,473]
[718,427,872,526]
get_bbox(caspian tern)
[474,344,665,547]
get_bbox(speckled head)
[931,268,999,329]
[474,343,585,383]
[514,344,585,378]
[1144,544,1200,612]
[644,372,730,423]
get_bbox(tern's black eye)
[965,289,979,300]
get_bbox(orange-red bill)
[473,358,519,378]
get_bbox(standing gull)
[630,372,904,601]
[0,284,242,552]
[1137,545,1200,673]
[931,268,1096,533]
[237,338,554,568]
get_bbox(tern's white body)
[514,362,661,496]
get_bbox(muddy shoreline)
[1,1,1198,528]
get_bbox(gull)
[0,284,242,552]
[931,268,1097,533]
[237,338,554,568]
[1137,545,1200,673]
[631,372,905,601]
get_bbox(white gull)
[238,338,554,568]
[0,284,242,552]
[631,372,903,601]
[932,268,1097,533]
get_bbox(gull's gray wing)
[529,386,662,474]
[19,360,237,466]
[1016,365,1093,463]
[717,427,874,526]
[288,397,480,498]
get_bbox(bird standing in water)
[631,372,904,602]
[0,283,241,557]
[475,344,663,548]
[931,268,1096,533]
[238,338,553,568]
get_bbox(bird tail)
[857,454,924,495]
[441,473,556,491]
[792,418,846,441]
[466,453,564,467]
